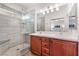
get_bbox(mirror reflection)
[37,3,77,32]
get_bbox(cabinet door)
[63,41,77,56]
[50,39,77,56]
[50,39,64,56]
[31,36,41,55]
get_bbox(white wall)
[77,4,79,31]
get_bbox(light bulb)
[42,12,45,15]
[51,9,54,12]
[46,10,49,13]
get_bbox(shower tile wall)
[0,14,23,55]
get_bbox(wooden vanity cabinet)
[50,39,78,56]
[31,35,78,56]
[31,36,41,55]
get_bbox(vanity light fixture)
[39,4,60,15]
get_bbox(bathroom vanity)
[30,32,79,56]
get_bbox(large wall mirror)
[37,3,77,32]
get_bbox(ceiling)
[0,3,66,15]
[18,3,55,11]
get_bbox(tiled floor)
[24,50,36,56]
[2,43,35,56]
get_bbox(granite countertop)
[30,31,79,42]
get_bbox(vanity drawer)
[42,42,49,48]
[42,37,49,43]
[42,47,49,55]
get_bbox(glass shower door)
[17,11,35,56]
